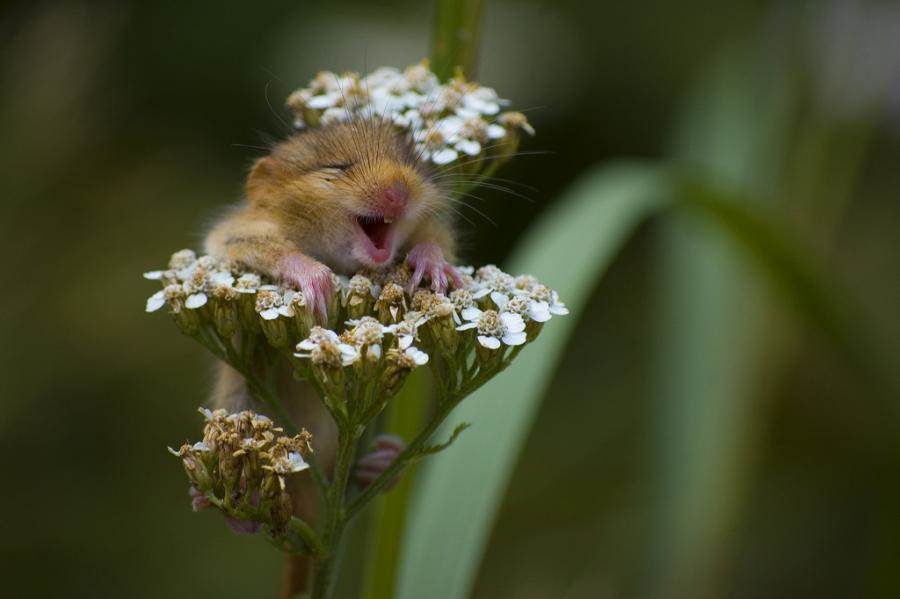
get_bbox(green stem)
[430,0,485,80]
[312,428,361,599]
[289,516,327,557]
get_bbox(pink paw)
[277,253,333,323]
[355,434,406,491]
[406,243,462,295]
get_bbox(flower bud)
[270,490,294,532]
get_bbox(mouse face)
[245,118,443,271]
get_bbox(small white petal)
[456,139,481,156]
[338,344,360,365]
[528,301,552,323]
[368,344,382,360]
[431,148,458,165]
[277,305,295,317]
[502,331,527,346]
[143,271,164,280]
[500,312,526,333]
[487,124,506,139]
[460,306,482,321]
[550,304,569,315]
[185,293,208,309]
[285,452,310,473]
[260,308,280,320]
[405,347,429,365]
[307,93,339,109]
[192,441,211,452]
[456,322,479,332]
[146,291,166,313]
[471,288,491,299]
[490,291,509,309]
[399,335,413,350]
[477,335,502,349]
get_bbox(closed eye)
[321,162,352,171]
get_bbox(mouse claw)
[406,242,460,296]
[354,434,406,491]
[276,252,333,324]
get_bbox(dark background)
[2,0,899,597]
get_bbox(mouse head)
[246,118,442,270]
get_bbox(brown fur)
[204,118,456,596]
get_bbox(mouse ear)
[245,157,280,204]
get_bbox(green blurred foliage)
[1,0,898,597]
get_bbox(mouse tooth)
[384,217,393,224]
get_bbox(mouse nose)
[379,181,409,218]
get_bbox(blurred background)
[2,0,899,597]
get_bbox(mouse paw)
[276,253,333,323]
[354,434,406,491]
[406,242,462,295]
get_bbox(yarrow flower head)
[283,60,534,169]
[169,407,314,532]
[146,253,566,409]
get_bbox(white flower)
[456,309,526,349]
[255,289,286,320]
[169,249,197,270]
[295,327,359,366]
[449,289,481,324]
[234,273,261,293]
[525,284,568,316]
[492,293,551,323]
[385,312,428,349]
[346,316,388,361]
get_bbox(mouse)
[203,116,461,595]
[205,117,462,321]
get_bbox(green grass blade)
[396,162,668,599]
[359,370,430,599]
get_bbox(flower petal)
[500,312,525,333]
[260,308,280,320]
[185,293,208,309]
[477,335,501,349]
[502,331,527,346]
[460,306,482,321]
[528,301,552,323]
[146,291,166,313]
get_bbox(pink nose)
[379,181,409,218]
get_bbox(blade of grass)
[359,370,430,599]
[397,162,669,599]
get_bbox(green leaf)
[396,162,669,599]
[412,422,471,461]
[359,370,430,599]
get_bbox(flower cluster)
[146,248,566,421]
[169,407,313,533]
[284,60,534,166]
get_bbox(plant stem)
[312,428,361,599]
[430,0,485,80]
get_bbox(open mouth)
[354,214,396,264]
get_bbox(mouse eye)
[320,162,353,171]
